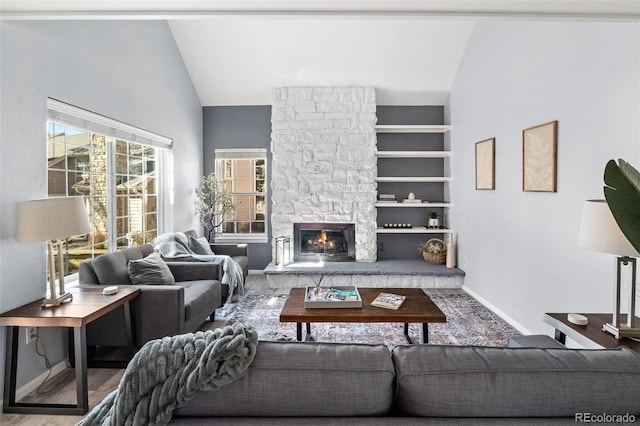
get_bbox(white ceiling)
[2,1,640,106]
[168,18,475,105]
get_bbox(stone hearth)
[264,260,465,290]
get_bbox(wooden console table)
[544,312,640,353]
[0,287,139,415]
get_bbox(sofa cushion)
[128,252,176,285]
[174,341,395,417]
[92,250,131,285]
[392,345,640,418]
[181,280,218,320]
[90,245,154,285]
[188,236,214,255]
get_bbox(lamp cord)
[33,331,70,394]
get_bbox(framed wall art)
[475,138,495,190]
[522,120,558,192]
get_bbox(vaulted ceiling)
[2,1,639,106]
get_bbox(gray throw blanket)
[153,232,244,303]
[77,323,258,426]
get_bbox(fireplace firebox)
[293,223,356,262]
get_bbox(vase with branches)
[195,173,235,242]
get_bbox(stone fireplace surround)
[270,86,377,263]
[267,86,463,289]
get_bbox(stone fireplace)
[270,87,377,262]
[294,222,356,262]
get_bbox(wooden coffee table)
[279,287,446,344]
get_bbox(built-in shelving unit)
[376,227,453,234]
[375,123,451,237]
[375,151,451,158]
[375,124,451,133]
[376,176,450,183]
[375,202,451,208]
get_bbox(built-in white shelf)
[376,177,451,183]
[375,151,451,158]
[375,124,451,134]
[375,202,451,208]
[376,227,453,234]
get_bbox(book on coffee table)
[371,292,406,310]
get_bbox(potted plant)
[604,159,640,251]
[427,211,440,228]
[416,238,447,264]
[194,173,235,242]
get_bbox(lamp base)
[42,292,73,308]
[602,322,640,339]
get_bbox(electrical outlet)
[463,257,468,267]
[26,327,37,344]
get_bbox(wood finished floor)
[0,277,264,425]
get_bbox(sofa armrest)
[78,283,185,346]
[167,261,223,282]
[210,243,248,257]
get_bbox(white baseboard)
[462,285,533,336]
[248,269,264,275]
[14,359,68,401]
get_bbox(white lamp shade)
[578,199,639,257]
[17,197,91,243]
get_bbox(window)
[47,99,171,277]
[215,149,268,243]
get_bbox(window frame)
[214,148,268,244]
[47,98,172,283]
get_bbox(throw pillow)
[188,236,214,255]
[128,252,175,285]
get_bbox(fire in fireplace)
[293,223,356,262]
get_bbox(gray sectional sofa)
[170,341,640,424]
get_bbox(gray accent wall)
[203,106,273,269]
[0,20,202,399]
[446,20,640,335]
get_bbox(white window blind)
[47,98,172,149]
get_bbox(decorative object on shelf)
[275,236,292,266]
[408,192,415,200]
[427,211,440,228]
[377,193,397,203]
[402,198,422,204]
[522,120,558,192]
[475,138,495,190]
[417,238,447,264]
[194,173,235,242]
[446,234,456,269]
[17,197,91,307]
[383,223,412,229]
[578,199,639,339]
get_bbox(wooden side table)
[0,287,139,415]
[543,312,640,353]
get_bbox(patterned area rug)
[209,289,519,347]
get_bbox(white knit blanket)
[77,323,258,426]
[153,232,244,303]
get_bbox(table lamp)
[578,199,640,339]
[17,197,91,307]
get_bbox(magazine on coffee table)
[371,292,406,310]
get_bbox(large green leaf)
[604,159,640,254]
